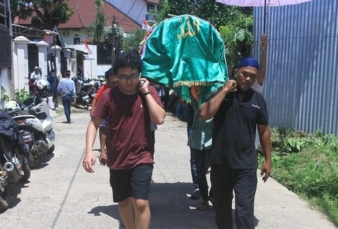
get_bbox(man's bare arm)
[83,118,102,173]
[200,80,237,120]
[257,124,272,182]
[257,34,268,86]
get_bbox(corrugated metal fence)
[253,1,338,136]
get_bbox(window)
[0,0,8,26]
[74,37,80,44]
[147,4,154,12]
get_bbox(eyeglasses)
[118,74,139,82]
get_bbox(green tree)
[87,0,124,64]
[156,0,251,30]
[156,0,254,68]
[11,0,74,26]
[219,14,253,69]
[87,0,106,44]
[123,28,146,52]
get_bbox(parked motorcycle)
[75,84,94,109]
[4,96,55,169]
[0,110,31,211]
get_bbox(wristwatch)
[143,91,151,96]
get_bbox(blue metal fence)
[253,1,338,136]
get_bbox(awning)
[64,45,89,55]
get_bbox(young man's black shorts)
[110,163,153,202]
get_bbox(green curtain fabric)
[141,14,228,104]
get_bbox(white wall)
[65,44,101,79]
[97,65,111,78]
[82,45,98,79]
[60,29,91,46]
[0,68,11,106]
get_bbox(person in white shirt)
[29,66,42,94]
[30,66,41,80]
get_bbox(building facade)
[0,0,12,104]
[106,0,160,25]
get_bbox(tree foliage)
[88,0,124,64]
[11,0,74,26]
[156,0,253,69]
[123,28,146,52]
[156,0,251,30]
[219,14,253,69]
[87,0,106,44]
[95,26,124,65]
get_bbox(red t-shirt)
[92,86,163,170]
[94,84,109,100]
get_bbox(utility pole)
[111,15,116,65]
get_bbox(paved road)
[0,109,336,229]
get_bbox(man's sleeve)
[256,92,269,125]
[91,90,109,119]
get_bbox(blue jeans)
[188,128,198,189]
[62,95,72,123]
[191,147,211,201]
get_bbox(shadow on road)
[0,181,30,213]
[87,182,218,229]
[150,182,216,229]
[87,181,260,229]
[33,152,55,170]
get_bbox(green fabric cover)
[141,14,228,104]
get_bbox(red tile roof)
[58,0,140,33]
[16,0,140,33]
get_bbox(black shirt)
[211,89,269,169]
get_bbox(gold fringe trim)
[173,81,214,87]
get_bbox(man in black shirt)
[200,57,272,229]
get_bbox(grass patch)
[258,128,338,226]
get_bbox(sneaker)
[209,197,216,210]
[191,188,200,200]
[196,200,209,211]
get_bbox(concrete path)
[0,109,336,229]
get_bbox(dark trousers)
[190,149,199,189]
[62,95,72,123]
[188,129,198,189]
[211,165,257,229]
[191,147,211,201]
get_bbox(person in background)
[30,66,41,80]
[29,66,42,94]
[83,51,166,229]
[232,34,268,89]
[186,103,200,200]
[47,69,59,108]
[200,57,272,229]
[90,67,118,165]
[188,86,213,210]
[252,33,268,91]
[232,34,269,149]
[57,70,77,123]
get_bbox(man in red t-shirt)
[83,51,166,229]
[90,67,118,163]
